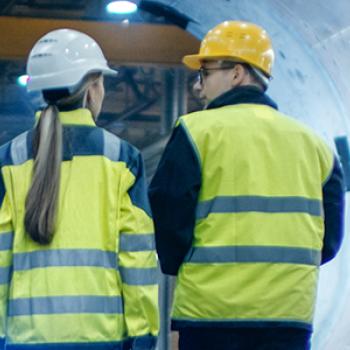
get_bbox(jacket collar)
[206,85,278,111]
[35,108,96,126]
[59,108,96,126]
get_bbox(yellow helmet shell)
[183,21,274,77]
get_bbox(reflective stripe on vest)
[8,296,123,316]
[185,245,321,266]
[196,196,322,220]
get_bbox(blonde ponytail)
[24,105,62,244]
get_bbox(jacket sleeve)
[321,155,346,264]
[149,121,201,276]
[117,143,159,350]
[0,162,13,350]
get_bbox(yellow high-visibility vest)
[172,103,334,331]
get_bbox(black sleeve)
[149,122,201,275]
[321,155,346,264]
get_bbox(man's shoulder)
[179,108,230,128]
[180,109,212,121]
[274,111,334,163]
[277,111,328,142]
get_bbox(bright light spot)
[121,19,130,27]
[17,75,29,87]
[106,1,138,14]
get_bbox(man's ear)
[231,64,248,87]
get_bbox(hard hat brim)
[102,67,118,77]
[183,54,271,78]
[183,54,244,70]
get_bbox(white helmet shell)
[27,29,117,92]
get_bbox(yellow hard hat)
[183,21,274,77]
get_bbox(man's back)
[172,102,333,330]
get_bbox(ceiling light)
[106,1,138,14]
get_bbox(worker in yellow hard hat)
[184,20,274,105]
[149,21,345,350]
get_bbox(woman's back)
[0,108,159,349]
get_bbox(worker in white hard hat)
[149,21,345,350]
[0,29,159,349]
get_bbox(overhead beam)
[0,16,200,64]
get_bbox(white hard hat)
[27,29,117,92]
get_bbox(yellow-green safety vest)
[172,103,334,330]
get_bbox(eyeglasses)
[197,64,237,85]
